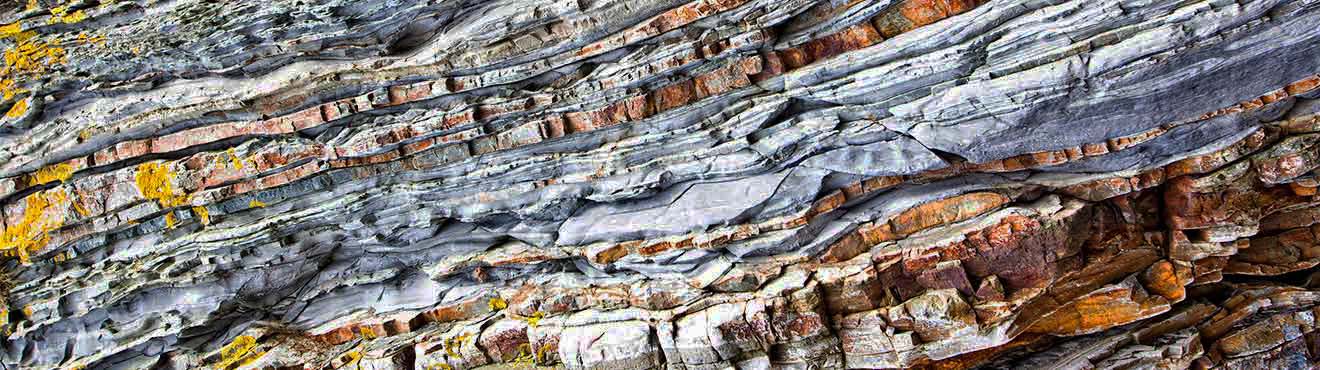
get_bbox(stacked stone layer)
[2,0,1320,369]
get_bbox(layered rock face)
[3,0,1320,369]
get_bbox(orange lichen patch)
[1285,75,1320,96]
[0,188,69,263]
[873,0,987,38]
[1201,74,1320,121]
[923,73,1320,177]
[1166,129,1270,178]
[780,22,885,68]
[1289,182,1317,196]
[1163,170,1307,231]
[415,295,491,326]
[819,192,1010,263]
[1140,260,1190,302]
[650,80,696,112]
[215,335,265,370]
[901,0,980,26]
[888,192,1010,237]
[575,0,750,58]
[969,150,1073,172]
[1027,279,1170,336]
[585,243,630,264]
[572,176,878,266]
[134,161,190,228]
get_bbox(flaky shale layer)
[3,0,1320,369]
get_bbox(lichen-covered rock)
[2,0,1320,369]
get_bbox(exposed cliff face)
[1,0,1320,369]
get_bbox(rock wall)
[1,0,1320,369]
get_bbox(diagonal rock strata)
[3,0,1320,369]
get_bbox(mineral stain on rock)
[1,0,1320,369]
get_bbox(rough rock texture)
[2,0,1320,369]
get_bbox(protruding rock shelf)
[2,0,1320,369]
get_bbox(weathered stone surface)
[2,0,1320,369]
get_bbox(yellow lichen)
[524,311,544,327]
[193,206,210,225]
[31,162,74,185]
[0,188,68,263]
[74,32,104,45]
[135,162,187,206]
[226,148,244,170]
[135,161,190,228]
[488,297,507,311]
[248,200,266,208]
[443,333,472,357]
[358,327,377,340]
[513,343,535,365]
[0,1,95,124]
[5,98,26,118]
[342,350,363,369]
[427,364,453,370]
[0,79,26,100]
[215,335,265,370]
[72,200,90,217]
[47,6,87,25]
[4,37,67,74]
[0,23,23,40]
[536,343,554,363]
[0,33,65,119]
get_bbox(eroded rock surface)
[2,0,1320,369]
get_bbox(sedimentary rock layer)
[2,0,1320,369]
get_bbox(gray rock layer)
[1,0,1319,369]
